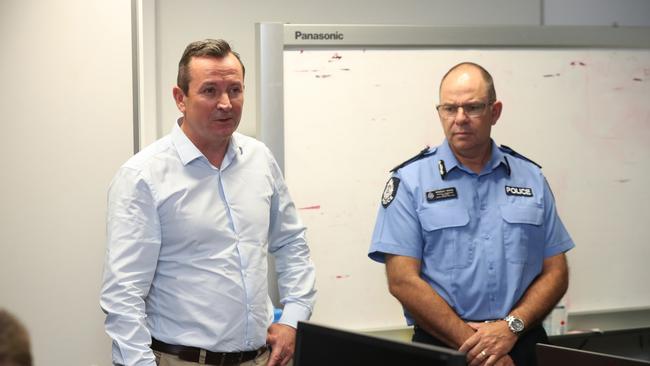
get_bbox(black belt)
[151,337,266,365]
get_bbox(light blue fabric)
[369,139,574,323]
[101,122,316,366]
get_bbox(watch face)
[510,317,524,332]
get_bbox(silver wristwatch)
[504,315,525,335]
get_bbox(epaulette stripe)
[390,147,435,173]
[499,144,542,169]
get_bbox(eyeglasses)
[436,102,493,119]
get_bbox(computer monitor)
[549,327,650,361]
[536,343,650,366]
[294,322,466,366]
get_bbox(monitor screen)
[549,327,650,361]
[293,322,466,366]
[536,343,650,366]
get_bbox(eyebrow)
[198,80,243,88]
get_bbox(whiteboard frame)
[256,23,650,170]
[256,23,650,319]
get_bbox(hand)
[266,323,296,366]
[458,321,517,366]
[493,354,515,366]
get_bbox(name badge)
[426,187,457,202]
[505,185,533,197]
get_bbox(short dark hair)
[440,62,497,103]
[0,309,32,366]
[177,39,245,94]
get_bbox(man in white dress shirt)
[100,39,316,366]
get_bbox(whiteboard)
[258,25,650,330]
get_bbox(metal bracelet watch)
[504,315,525,335]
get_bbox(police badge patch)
[505,185,533,197]
[381,177,400,208]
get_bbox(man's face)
[173,54,244,148]
[438,66,501,158]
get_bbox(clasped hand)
[458,321,517,366]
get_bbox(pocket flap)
[499,204,543,226]
[417,206,469,231]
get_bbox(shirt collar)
[220,133,242,171]
[172,119,203,166]
[439,139,510,176]
[488,141,511,176]
[171,118,243,168]
[438,140,461,173]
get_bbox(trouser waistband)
[151,337,267,365]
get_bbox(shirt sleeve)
[368,173,424,263]
[542,177,575,257]
[266,155,316,328]
[100,167,161,366]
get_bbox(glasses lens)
[465,103,486,117]
[437,103,488,118]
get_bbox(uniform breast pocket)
[499,204,543,264]
[418,206,471,270]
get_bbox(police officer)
[368,62,574,366]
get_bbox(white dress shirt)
[100,122,316,366]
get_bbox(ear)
[172,86,186,114]
[490,100,503,126]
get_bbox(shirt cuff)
[277,302,312,329]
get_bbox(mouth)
[212,116,232,123]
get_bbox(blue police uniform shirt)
[368,139,574,323]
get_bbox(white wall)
[544,0,650,26]
[0,0,133,365]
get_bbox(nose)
[453,107,470,125]
[216,92,232,111]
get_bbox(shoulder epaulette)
[499,144,542,169]
[390,147,436,173]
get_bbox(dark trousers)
[412,324,549,366]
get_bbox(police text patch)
[505,185,533,197]
[426,187,457,202]
[381,177,400,208]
